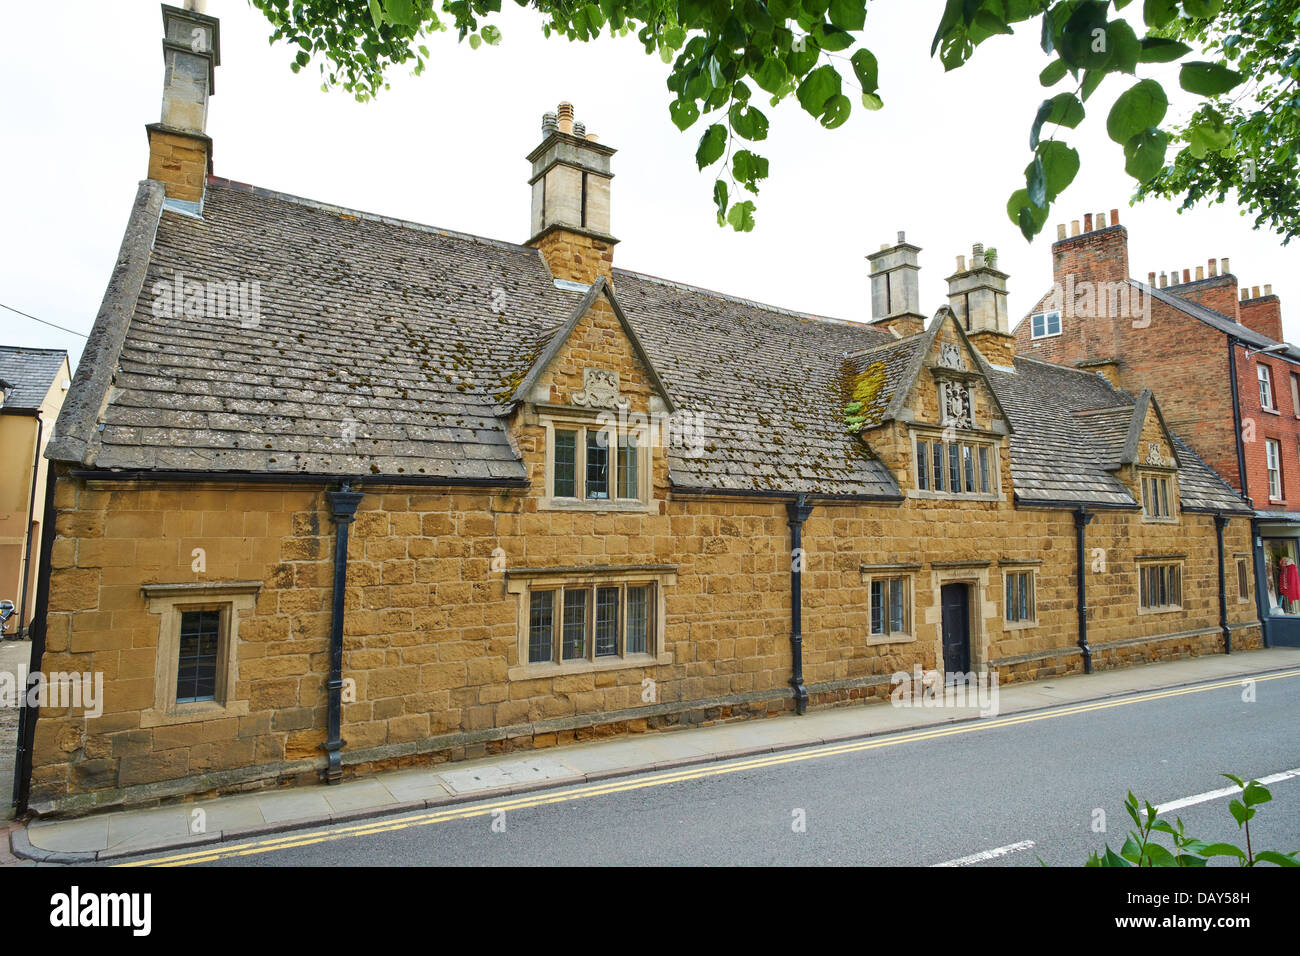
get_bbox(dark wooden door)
[940,583,971,676]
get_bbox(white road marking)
[1156,767,1300,815]
[932,840,1036,867]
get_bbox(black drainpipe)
[322,483,363,782]
[13,471,58,812]
[1215,513,1231,654]
[1228,338,1250,502]
[14,411,42,639]
[1074,507,1094,674]
[786,494,814,715]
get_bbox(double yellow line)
[120,668,1300,866]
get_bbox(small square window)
[1031,310,1061,339]
[177,609,221,703]
[868,576,910,641]
[1004,571,1036,624]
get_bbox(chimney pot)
[1148,271,1156,285]
[1253,286,1261,299]
[1196,266,1204,281]
[1209,258,1218,277]
[1084,213,1093,232]
[1183,268,1191,284]
[956,255,966,272]
[1265,284,1273,296]
[897,230,906,244]
[1242,290,1249,302]
[1159,272,1168,288]
[1110,208,1119,225]
[1071,220,1080,236]
[573,121,586,137]
[556,102,574,134]
[1097,211,1107,228]
[1222,257,1231,275]
[585,133,599,143]
[541,111,558,136]
[1056,224,1067,240]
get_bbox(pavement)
[9,645,1300,864]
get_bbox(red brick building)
[1013,212,1299,645]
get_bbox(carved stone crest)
[938,342,964,370]
[1146,441,1169,467]
[571,368,629,410]
[940,380,973,429]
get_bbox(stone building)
[1014,213,1298,645]
[14,5,1259,815]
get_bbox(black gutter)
[12,471,57,812]
[1074,507,1094,674]
[1227,337,1251,502]
[786,494,815,715]
[68,468,529,490]
[15,411,42,639]
[1013,493,1140,512]
[322,485,363,782]
[1215,513,1231,654]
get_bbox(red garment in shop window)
[1281,561,1300,601]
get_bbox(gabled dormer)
[843,307,1012,500]
[502,277,675,512]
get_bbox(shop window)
[1263,538,1300,617]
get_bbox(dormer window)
[1140,472,1175,521]
[915,434,998,497]
[542,415,651,511]
[1030,310,1061,339]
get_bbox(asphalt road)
[143,669,1300,867]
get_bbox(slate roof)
[0,347,67,410]
[49,175,1250,513]
[1138,280,1300,361]
[840,333,928,430]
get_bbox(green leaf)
[1180,61,1245,97]
[1007,188,1049,240]
[1143,0,1178,28]
[1199,842,1247,859]
[727,199,756,232]
[733,149,770,190]
[1228,798,1253,827]
[729,102,769,141]
[1139,37,1192,63]
[695,123,727,169]
[1144,843,1178,867]
[796,65,841,117]
[1183,0,1223,19]
[1037,141,1080,201]
[1107,79,1168,145]
[828,0,866,32]
[481,24,502,45]
[382,0,417,26]
[295,50,310,67]
[1243,781,1273,807]
[850,48,879,94]
[819,93,852,129]
[861,92,883,110]
[1027,155,1047,208]
[1124,128,1168,182]
[1031,93,1084,149]
[713,179,728,227]
[755,57,789,95]
[1105,20,1140,74]
[1039,59,1068,87]
[1120,833,1143,863]
[1254,850,1300,867]
[1080,68,1106,101]
[469,33,482,50]
[669,98,700,131]
[367,0,384,29]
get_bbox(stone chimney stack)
[525,101,617,284]
[147,3,220,210]
[947,243,1014,367]
[866,232,925,337]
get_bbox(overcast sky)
[2,0,1293,368]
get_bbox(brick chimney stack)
[947,242,1014,367]
[1241,285,1284,342]
[865,232,926,337]
[147,3,220,209]
[1051,207,1128,289]
[1159,257,1239,320]
[525,101,617,284]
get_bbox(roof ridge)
[0,346,69,355]
[205,176,542,257]
[612,267,874,329]
[1013,353,1125,385]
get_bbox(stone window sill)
[867,632,915,646]
[1138,605,1183,616]
[140,700,249,728]
[508,652,671,681]
[1002,619,1038,631]
[538,497,656,513]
